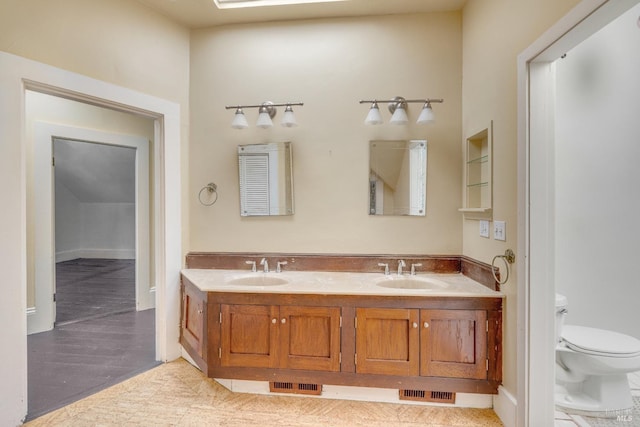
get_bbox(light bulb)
[417,102,435,125]
[281,105,298,127]
[364,102,383,125]
[256,106,274,128]
[231,108,249,129]
[389,105,408,125]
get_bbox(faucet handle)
[410,263,422,275]
[245,260,256,272]
[378,263,390,275]
[276,261,288,273]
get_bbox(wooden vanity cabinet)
[220,303,341,372]
[180,275,503,395]
[180,280,208,364]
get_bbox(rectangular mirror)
[238,141,294,216]
[369,140,427,216]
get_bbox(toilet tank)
[555,294,568,344]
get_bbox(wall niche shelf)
[459,121,493,220]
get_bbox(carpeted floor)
[25,358,504,427]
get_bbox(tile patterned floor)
[25,358,504,427]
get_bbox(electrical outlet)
[479,220,490,238]
[494,221,506,241]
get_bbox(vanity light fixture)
[360,96,444,125]
[225,101,304,129]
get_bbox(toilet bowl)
[555,294,640,414]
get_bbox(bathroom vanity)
[180,254,503,401]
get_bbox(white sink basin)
[227,275,289,286]
[376,277,450,290]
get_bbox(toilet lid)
[562,325,640,356]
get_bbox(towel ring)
[198,182,218,206]
[492,249,515,285]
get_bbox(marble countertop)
[181,269,504,298]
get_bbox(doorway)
[519,0,640,425]
[26,99,157,420]
[0,51,182,425]
[28,109,153,335]
[53,139,137,324]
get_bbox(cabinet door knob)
[281,318,287,324]
[424,322,429,328]
[197,309,203,315]
[412,322,418,329]
[272,318,277,324]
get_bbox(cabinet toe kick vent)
[399,389,456,404]
[270,382,322,396]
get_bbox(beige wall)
[189,13,463,254]
[461,0,581,394]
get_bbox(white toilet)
[555,293,640,415]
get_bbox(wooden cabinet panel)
[181,283,206,360]
[355,308,419,376]
[420,309,487,379]
[279,306,341,372]
[221,304,279,368]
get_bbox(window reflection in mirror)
[369,140,427,216]
[238,141,294,216]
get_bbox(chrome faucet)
[276,261,288,273]
[245,260,256,272]
[397,260,406,276]
[410,263,422,276]
[260,258,269,273]
[378,263,390,275]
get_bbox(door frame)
[516,0,639,425]
[28,123,152,334]
[0,51,182,424]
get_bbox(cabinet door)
[355,308,419,376]
[220,304,279,368]
[420,309,487,379]
[181,283,206,359]
[279,305,341,372]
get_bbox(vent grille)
[269,382,322,395]
[399,389,456,404]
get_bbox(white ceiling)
[134,0,467,28]
[54,138,136,204]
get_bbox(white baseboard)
[56,248,135,262]
[493,385,517,427]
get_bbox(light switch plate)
[479,220,490,238]
[494,221,506,241]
